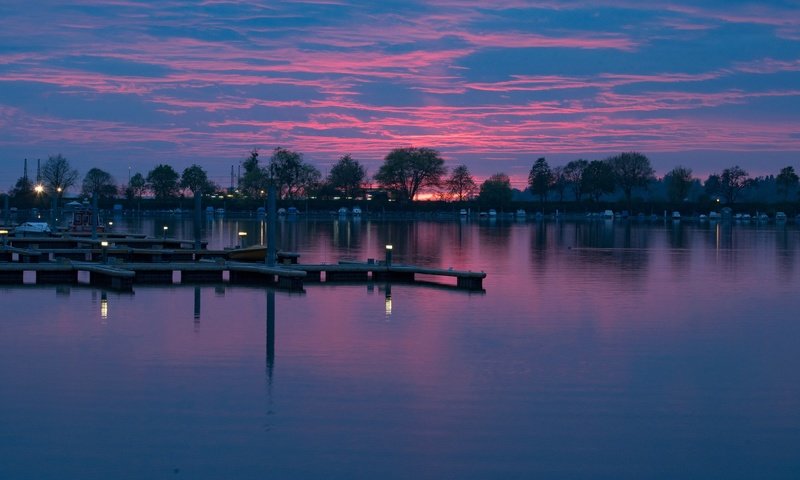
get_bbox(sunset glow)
[1,1,798,188]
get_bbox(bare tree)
[41,154,79,197]
[445,164,477,201]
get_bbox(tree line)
[4,148,800,211]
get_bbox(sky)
[1,0,799,191]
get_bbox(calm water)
[2,216,800,479]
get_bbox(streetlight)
[0,229,8,247]
[238,231,247,248]
[163,225,168,239]
[385,244,393,266]
[100,240,109,263]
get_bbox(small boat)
[776,212,787,222]
[206,206,215,215]
[69,208,104,233]
[352,207,361,216]
[459,208,468,216]
[14,222,52,235]
[602,210,614,219]
[709,211,720,220]
[287,206,299,215]
[227,244,267,261]
[277,208,286,216]
[515,209,526,218]
[215,208,225,215]
[256,207,266,216]
[672,211,681,219]
[488,209,497,217]
[338,207,348,216]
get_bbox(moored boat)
[13,222,52,235]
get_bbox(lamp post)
[100,240,108,263]
[163,225,168,240]
[238,231,247,248]
[0,229,8,248]
[385,244,393,266]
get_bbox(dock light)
[100,241,109,263]
[163,225,168,239]
[0,229,8,247]
[238,231,247,248]
[34,184,44,194]
[385,244,393,266]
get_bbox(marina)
[0,233,486,291]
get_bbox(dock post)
[194,192,201,251]
[266,184,276,267]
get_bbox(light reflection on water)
[1,217,800,479]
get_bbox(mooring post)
[266,184,276,267]
[194,191,202,251]
[385,244,393,266]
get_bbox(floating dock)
[0,240,485,292]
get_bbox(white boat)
[352,207,362,216]
[672,211,681,219]
[699,214,708,221]
[488,209,497,217]
[459,208,468,216]
[14,222,52,234]
[277,208,286,216]
[215,208,225,215]
[776,212,787,222]
[709,211,720,220]
[515,209,526,218]
[601,210,614,219]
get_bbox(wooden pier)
[0,243,485,292]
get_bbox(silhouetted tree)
[528,157,553,207]
[582,160,616,202]
[719,165,751,204]
[125,172,147,210]
[180,164,215,195]
[563,159,589,202]
[239,148,267,197]
[445,164,478,201]
[551,166,568,202]
[147,164,180,200]
[664,166,693,204]
[267,147,320,199]
[328,154,366,199]
[9,175,35,206]
[776,166,799,201]
[374,147,446,201]
[478,173,513,209]
[607,152,654,207]
[81,168,117,199]
[41,154,79,198]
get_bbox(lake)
[2,215,799,479]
